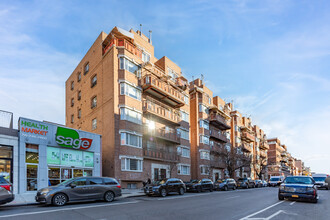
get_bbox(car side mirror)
[70,183,77,188]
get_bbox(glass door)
[26,164,38,191]
[48,167,60,186]
[61,168,72,182]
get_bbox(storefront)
[18,118,101,193]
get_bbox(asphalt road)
[0,187,329,220]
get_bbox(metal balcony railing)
[209,113,231,130]
[241,131,255,143]
[143,126,180,144]
[143,148,179,162]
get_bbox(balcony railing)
[241,131,255,143]
[103,37,142,58]
[143,148,179,162]
[143,126,180,144]
[209,113,231,130]
[141,74,185,108]
[210,160,225,168]
[259,141,269,150]
[260,151,267,158]
[209,129,229,143]
[210,144,225,155]
[142,98,181,125]
[242,143,252,152]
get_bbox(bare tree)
[253,156,268,180]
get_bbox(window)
[236,137,241,144]
[119,57,141,76]
[178,164,190,175]
[120,108,142,124]
[168,67,178,81]
[71,81,74,90]
[199,104,208,114]
[92,118,97,130]
[200,135,209,145]
[71,114,74,124]
[142,51,150,62]
[199,120,209,130]
[91,75,97,88]
[91,96,97,109]
[127,183,137,189]
[84,63,89,75]
[200,151,210,160]
[77,72,81,82]
[184,95,189,105]
[89,178,103,185]
[121,157,143,172]
[120,83,141,100]
[177,128,189,140]
[78,91,81,100]
[120,132,142,148]
[180,111,189,122]
[71,98,74,107]
[26,144,39,164]
[72,178,87,186]
[104,178,118,185]
[200,166,209,175]
[181,147,190,158]
[78,109,81,119]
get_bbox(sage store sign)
[55,127,93,150]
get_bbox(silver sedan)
[35,177,122,206]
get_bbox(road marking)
[289,201,296,205]
[226,196,240,199]
[239,201,284,220]
[0,201,139,218]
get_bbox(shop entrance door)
[160,169,166,180]
[26,164,38,191]
[0,159,12,183]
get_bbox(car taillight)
[116,185,121,188]
[1,185,11,191]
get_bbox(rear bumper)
[0,194,14,205]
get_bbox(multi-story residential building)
[253,126,269,180]
[295,159,303,175]
[267,138,292,178]
[65,26,191,188]
[189,78,231,181]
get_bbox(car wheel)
[197,187,202,193]
[278,194,284,201]
[52,193,68,206]
[104,191,115,202]
[160,188,167,197]
[224,186,228,191]
[179,187,185,195]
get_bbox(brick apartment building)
[253,125,269,180]
[65,27,191,188]
[267,138,292,178]
[189,79,231,181]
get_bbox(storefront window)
[26,144,39,191]
[73,169,83,178]
[0,145,13,183]
[48,167,60,186]
[61,168,72,181]
[26,144,39,163]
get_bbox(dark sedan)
[185,179,213,192]
[144,178,186,197]
[0,186,14,205]
[214,178,236,191]
[278,176,318,203]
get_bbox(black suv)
[214,178,237,191]
[237,177,255,189]
[185,179,214,192]
[144,178,186,197]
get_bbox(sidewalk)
[4,188,145,207]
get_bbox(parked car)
[312,174,329,190]
[269,176,284,187]
[254,180,263,188]
[0,176,12,192]
[262,180,268,187]
[144,178,185,197]
[0,186,14,205]
[35,177,122,206]
[236,178,255,189]
[185,179,213,192]
[278,176,318,203]
[214,178,236,191]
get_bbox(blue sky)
[1,0,330,173]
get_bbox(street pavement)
[0,187,329,220]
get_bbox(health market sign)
[55,127,93,150]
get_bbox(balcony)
[209,113,231,130]
[260,151,267,158]
[103,37,142,58]
[143,126,180,144]
[142,98,181,125]
[242,143,252,152]
[141,74,185,108]
[210,144,225,155]
[281,151,287,157]
[209,130,229,143]
[210,160,225,168]
[241,131,255,143]
[143,148,179,162]
[259,141,269,150]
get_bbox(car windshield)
[153,179,167,185]
[270,178,280,181]
[284,177,313,184]
[57,178,74,186]
[190,180,200,184]
[313,177,326,181]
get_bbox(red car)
[0,176,12,191]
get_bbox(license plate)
[292,195,299,198]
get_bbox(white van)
[268,176,285,187]
[312,174,329,190]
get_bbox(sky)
[0,0,329,174]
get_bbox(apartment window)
[71,114,74,124]
[180,111,189,122]
[142,51,150,62]
[78,109,81,119]
[200,151,210,160]
[200,135,209,145]
[120,107,142,124]
[92,118,97,130]
[177,128,189,140]
[168,67,178,81]
[84,63,89,75]
[177,164,190,175]
[120,132,142,148]
[236,137,241,144]
[71,98,74,107]
[183,95,189,105]
[208,97,211,105]
[77,91,81,100]
[119,57,141,76]
[91,96,97,109]
[200,166,209,175]
[199,120,209,130]
[77,72,81,82]
[121,157,143,172]
[91,75,97,88]
[120,83,141,101]
[199,104,208,114]
[181,147,190,158]
[70,81,74,90]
